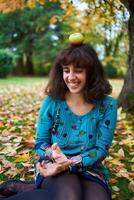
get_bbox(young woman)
[0,37,117,200]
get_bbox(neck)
[66,92,85,105]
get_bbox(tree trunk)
[24,52,34,75]
[14,55,25,75]
[24,39,34,75]
[118,1,134,111]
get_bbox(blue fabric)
[35,95,117,181]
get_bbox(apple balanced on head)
[69,33,84,45]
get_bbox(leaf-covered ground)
[0,77,134,200]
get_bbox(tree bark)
[24,52,34,75]
[23,38,34,75]
[118,1,134,111]
[14,55,25,75]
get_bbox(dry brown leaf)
[22,134,35,148]
[116,168,129,179]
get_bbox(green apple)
[69,33,84,45]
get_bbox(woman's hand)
[51,143,73,165]
[36,159,71,177]
[36,143,74,177]
[36,162,61,177]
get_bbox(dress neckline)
[63,100,97,118]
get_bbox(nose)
[68,71,76,81]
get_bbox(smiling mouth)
[68,82,80,89]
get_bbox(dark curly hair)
[45,44,112,103]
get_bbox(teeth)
[69,83,78,86]
[69,83,79,88]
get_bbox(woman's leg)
[41,171,82,200]
[0,189,53,200]
[80,178,111,200]
[0,180,36,197]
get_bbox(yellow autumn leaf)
[112,194,117,199]
[15,153,30,162]
[131,165,134,171]
[107,158,122,164]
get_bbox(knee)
[56,186,82,200]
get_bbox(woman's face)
[63,64,86,95]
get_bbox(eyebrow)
[62,66,69,69]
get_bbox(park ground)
[0,77,134,200]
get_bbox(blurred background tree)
[0,1,72,76]
[0,0,129,77]
[0,0,134,111]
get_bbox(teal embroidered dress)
[35,95,117,182]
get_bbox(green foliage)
[0,49,15,78]
[104,63,118,78]
[104,62,127,78]
[0,0,129,77]
[0,1,72,76]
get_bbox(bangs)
[58,46,94,69]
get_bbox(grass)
[0,76,48,86]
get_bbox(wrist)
[69,155,83,173]
[44,147,52,160]
[70,155,82,166]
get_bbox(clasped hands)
[36,143,74,177]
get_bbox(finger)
[53,154,65,160]
[54,156,69,164]
[36,162,41,169]
[52,143,62,154]
[56,158,73,166]
[41,160,45,166]
[51,143,58,151]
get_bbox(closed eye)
[63,67,69,73]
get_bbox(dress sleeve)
[34,96,55,160]
[80,97,117,167]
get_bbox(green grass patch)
[5,156,16,162]
[116,178,133,200]
[0,76,48,86]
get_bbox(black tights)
[80,177,110,200]
[0,172,110,200]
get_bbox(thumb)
[51,143,58,151]
[52,143,62,154]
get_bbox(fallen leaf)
[117,148,125,158]
[112,186,120,192]
[116,168,129,179]
[15,153,30,162]
[128,181,134,192]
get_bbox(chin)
[69,89,82,94]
